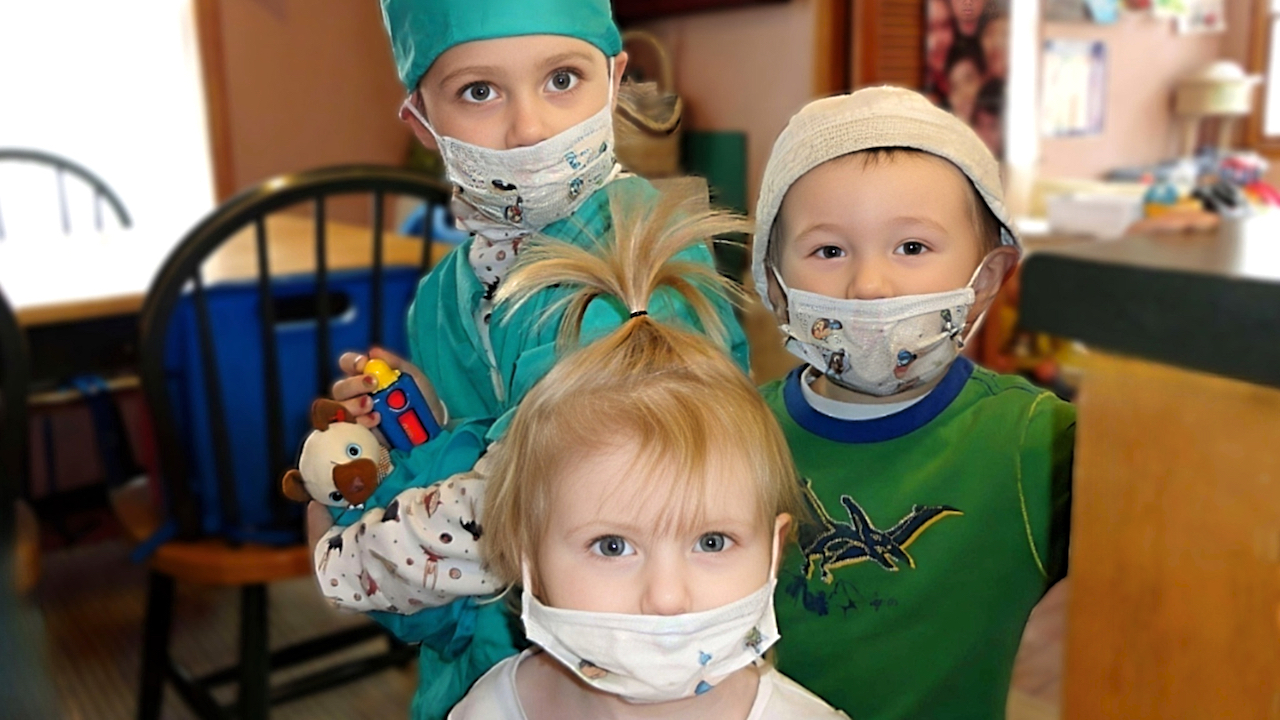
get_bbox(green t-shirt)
[761,358,1075,720]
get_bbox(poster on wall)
[1044,0,1090,21]
[1151,0,1188,16]
[1040,39,1108,137]
[923,0,1010,158]
[1176,0,1226,32]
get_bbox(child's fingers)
[332,348,425,427]
[333,396,380,429]
[333,351,376,406]
[368,346,408,369]
[337,351,369,377]
[332,374,377,403]
[366,348,447,425]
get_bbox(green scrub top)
[407,175,751,440]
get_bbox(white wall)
[0,1,214,242]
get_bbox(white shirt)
[448,650,850,720]
[800,366,928,420]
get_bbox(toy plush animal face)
[281,399,392,507]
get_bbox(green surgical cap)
[380,0,623,91]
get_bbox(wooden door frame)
[193,0,236,203]
[844,0,925,91]
[849,0,880,89]
[1246,0,1280,159]
[815,0,853,96]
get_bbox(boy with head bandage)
[753,86,1075,719]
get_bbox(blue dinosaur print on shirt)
[795,478,962,583]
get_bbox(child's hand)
[331,347,445,429]
[306,500,334,549]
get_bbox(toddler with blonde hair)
[448,191,848,719]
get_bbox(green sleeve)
[1018,392,1076,587]
[1047,399,1075,584]
[405,599,522,720]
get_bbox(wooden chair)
[135,165,452,720]
[0,283,60,717]
[0,148,132,239]
[1,150,142,548]
[0,286,34,588]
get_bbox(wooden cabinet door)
[852,0,924,90]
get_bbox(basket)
[615,31,684,179]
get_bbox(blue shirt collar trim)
[783,357,975,444]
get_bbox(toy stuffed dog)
[282,399,393,508]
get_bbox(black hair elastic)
[629,310,649,318]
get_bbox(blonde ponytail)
[495,186,749,349]
[484,183,801,589]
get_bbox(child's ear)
[968,245,1019,331]
[401,88,440,151]
[407,123,439,152]
[770,513,793,579]
[611,51,629,108]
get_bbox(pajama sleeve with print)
[315,465,499,613]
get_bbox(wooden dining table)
[0,214,455,385]
[0,210,455,384]
[2,214,450,327]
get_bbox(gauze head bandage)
[751,86,1020,316]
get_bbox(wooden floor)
[21,538,1065,719]
[32,539,418,719]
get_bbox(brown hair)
[483,186,804,588]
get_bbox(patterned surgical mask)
[519,544,780,705]
[401,68,619,242]
[773,261,989,397]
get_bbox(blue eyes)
[345,443,362,458]
[593,536,632,557]
[458,70,581,104]
[590,533,732,557]
[547,70,578,92]
[461,83,494,103]
[695,533,729,553]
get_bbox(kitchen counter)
[1014,213,1280,720]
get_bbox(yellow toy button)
[363,358,400,392]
